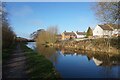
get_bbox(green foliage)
[86,27,93,37]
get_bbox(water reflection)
[26,42,36,50]
[27,42,120,78]
[59,48,120,67]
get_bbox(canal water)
[27,42,120,78]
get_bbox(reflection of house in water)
[59,48,120,67]
[93,57,103,66]
[93,53,120,67]
[87,56,92,61]
[74,53,77,56]
[86,51,94,61]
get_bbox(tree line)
[1,3,16,49]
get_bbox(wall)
[93,25,103,37]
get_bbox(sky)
[3,0,119,2]
[6,2,99,39]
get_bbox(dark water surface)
[27,42,120,78]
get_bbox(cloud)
[11,5,33,17]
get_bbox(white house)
[112,29,120,37]
[111,24,120,37]
[93,24,113,38]
[74,31,86,38]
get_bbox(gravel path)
[3,44,28,79]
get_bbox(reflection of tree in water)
[50,50,61,65]
[93,53,120,67]
[118,67,120,78]
[36,45,60,64]
[100,66,113,78]
[59,48,120,67]
[36,45,120,67]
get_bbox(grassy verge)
[20,43,61,79]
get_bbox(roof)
[107,24,120,29]
[98,24,120,30]
[63,31,76,36]
[76,32,86,35]
[98,24,113,31]
[56,34,62,37]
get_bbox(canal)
[27,42,120,78]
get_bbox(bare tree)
[46,26,58,43]
[92,2,119,24]
[92,2,120,53]
[36,26,58,46]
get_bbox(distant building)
[62,31,76,40]
[93,24,120,38]
[74,31,86,38]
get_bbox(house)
[62,31,76,40]
[74,31,86,38]
[56,34,62,41]
[93,24,113,38]
[93,24,120,38]
[112,29,120,37]
[110,24,120,37]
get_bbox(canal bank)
[27,42,120,78]
[55,37,120,55]
[20,43,61,79]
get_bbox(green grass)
[20,43,61,79]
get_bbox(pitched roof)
[76,32,86,35]
[107,24,120,29]
[98,24,113,31]
[63,31,76,36]
[56,34,62,37]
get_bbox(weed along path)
[3,43,28,79]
